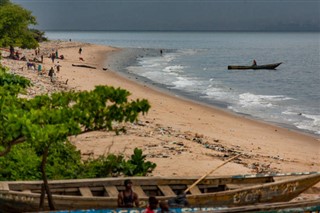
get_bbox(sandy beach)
[1,41,319,199]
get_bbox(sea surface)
[46,31,320,136]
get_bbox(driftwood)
[72,64,96,69]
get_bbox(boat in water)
[228,62,282,70]
[0,172,319,212]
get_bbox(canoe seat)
[132,185,147,197]
[0,182,9,191]
[226,184,258,190]
[158,185,176,196]
[79,187,93,197]
[187,185,201,195]
[104,186,119,197]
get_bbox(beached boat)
[227,62,282,70]
[0,172,319,212]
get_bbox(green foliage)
[0,2,38,48]
[0,67,153,180]
[0,143,156,180]
[122,148,157,176]
[0,0,10,6]
[78,154,125,179]
[0,67,31,88]
[79,148,156,178]
[30,28,48,42]
[45,141,82,180]
[0,143,41,180]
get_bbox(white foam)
[177,49,199,55]
[295,114,320,135]
[239,93,292,108]
[171,76,196,88]
[163,65,184,73]
[204,87,230,99]
[163,53,177,62]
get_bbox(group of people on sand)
[50,49,64,63]
[118,179,188,212]
[23,47,63,83]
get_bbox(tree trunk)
[39,184,45,210]
[40,147,55,210]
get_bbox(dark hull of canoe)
[18,199,320,213]
[228,63,282,70]
[213,198,320,213]
[0,172,319,213]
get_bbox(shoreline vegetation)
[0,40,319,200]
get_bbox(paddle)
[184,153,241,194]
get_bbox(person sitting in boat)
[168,191,189,207]
[252,59,257,66]
[117,179,140,207]
[145,196,159,213]
[160,200,171,213]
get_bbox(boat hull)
[228,62,282,70]
[0,172,319,212]
[19,199,320,213]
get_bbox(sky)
[11,0,320,31]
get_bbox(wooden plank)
[104,186,119,197]
[79,187,93,197]
[0,182,9,191]
[158,185,176,196]
[132,185,147,197]
[226,183,258,190]
[22,189,32,193]
[187,185,201,195]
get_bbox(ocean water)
[46,31,320,136]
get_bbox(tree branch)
[0,136,26,157]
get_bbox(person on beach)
[55,50,59,59]
[117,179,140,207]
[37,64,42,75]
[48,67,55,82]
[79,47,82,55]
[51,52,55,63]
[15,51,20,60]
[55,61,61,73]
[145,196,159,213]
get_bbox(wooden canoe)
[228,62,282,70]
[0,172,319,212]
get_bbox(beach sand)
[1,41,319,199]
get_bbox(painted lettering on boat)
[233,182,299,204]
[83,207,225,213]
[0,193,34,202]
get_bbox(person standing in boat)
[252,59,257,66]
[117,179,140,207]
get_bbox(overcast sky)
[11,0,320,31]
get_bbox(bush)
[0,143,156,180]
